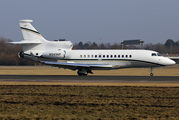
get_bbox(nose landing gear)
[150,67,154,76]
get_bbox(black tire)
[77,70,88,76]
[150,73,153,76]
[77,71,82,76]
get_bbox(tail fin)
[8,20,47,52]
[19,20,46,42]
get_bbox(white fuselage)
[38,49,175,70]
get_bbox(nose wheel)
[150,73,153,76]
[150,67,154,76]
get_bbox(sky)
[1,0,179,44]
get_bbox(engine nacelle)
[18,52,24,58]
[42,50,66,59]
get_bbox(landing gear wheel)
[77,70,87,76]
[150,67,154,76]
[77,71,82,76]
[78,73,83,76]
[150,73,153,76]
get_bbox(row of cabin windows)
[79,53,160,59]
[80,54,132,58]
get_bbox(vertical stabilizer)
[19,20,46,42]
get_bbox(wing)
[43,61,112,69]
[30,52,112,70]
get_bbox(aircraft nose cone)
[167,59,176,65]
[170,60,176,65]
[162,58,176,66]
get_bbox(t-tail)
[9,20,46,52]
[9,19,73,60]
[19,20,46,42]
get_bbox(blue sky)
[1,0,179,44]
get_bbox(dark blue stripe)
[21,27,40,35]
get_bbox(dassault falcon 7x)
[9,20,175,76]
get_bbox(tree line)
[0,36,179,65]
[0,37,35,65]
[73,39,179,54]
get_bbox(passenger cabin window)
[122,55,124,58]
[84,55,86,58]
[152,53,157,56]
[114,55,116,58]
[107,55,109,58]
[99,55,101,58]
[80,55,82,58]
[95,55,97,58]
[126,55,128,58]
[91,55,93,58]
[118,55,120,58]
[110,55,113,58]
[103,55,105,58]
[129,55,132,58]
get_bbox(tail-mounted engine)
[42,50,66,59]
[18,52,24,58]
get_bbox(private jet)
[9,20,176,76]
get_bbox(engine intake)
[18,52,24,58]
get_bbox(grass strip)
[0,85,179,119]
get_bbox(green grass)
[0,85,179,119]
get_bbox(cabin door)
[98,53,102,61]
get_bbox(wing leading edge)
[44,61,113,68]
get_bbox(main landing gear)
[77,68,93,76]
[77,70,87,76]
[150,67,154,76]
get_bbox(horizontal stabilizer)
[8,40,42,44]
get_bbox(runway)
[0,75,179,83]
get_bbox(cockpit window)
[151,53,157,56]
[157,53,162,56]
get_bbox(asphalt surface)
[0,75,179,83]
